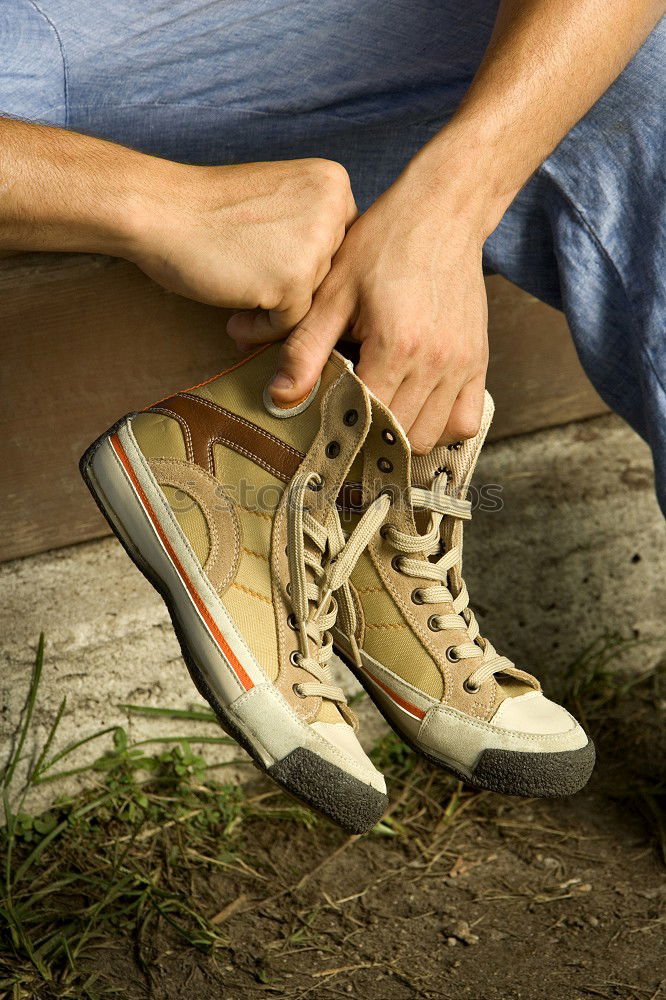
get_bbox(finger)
[388,372,440,437]
[354,332,408,408]
[226,287,314,347]
[440,375,485,445]
[269,284,354,404]
[227,309,275,350]
[406,379,461,456]
[267,291,314,337]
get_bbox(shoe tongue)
[411,392,495,495]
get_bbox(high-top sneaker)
[334,391,595,797]
[80,344,391,833]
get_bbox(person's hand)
[227,148,491,451]
[131,158,357,336]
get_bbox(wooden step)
[0,253,606,562]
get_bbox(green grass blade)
[2,634,45,791]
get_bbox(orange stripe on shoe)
[364,669,425,721]
[110,434,254,692]
[148,344,273,409]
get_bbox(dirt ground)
[96,793,664,1000]
[83,699,664,1000]
[2,637,663,1000]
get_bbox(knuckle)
[258,285,284,312]
[425,342,449,369]
[313,158,351,190]
[410,435,436,456]
[448,411,482,440]
[393,334,419,362]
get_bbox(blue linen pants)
[2,1,664,513]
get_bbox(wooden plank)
[0,255,606,562]
[485,275,606,438]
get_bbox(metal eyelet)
[411,589,425,605]
[290,650,302,667]
[377,457,393,474]
[463,678,480,694]
[446,646,461,663]
[287,613,298,630]
[391,554,403,572]
[308,475,324,492]
[379,524,391,540]
[292,682,305,698]
[448,441,463,451]
[435,465,452,478]
[285,582,291,596]
[343,409,358,426]
[382,429,396,445]
[325,441,340,459]
[428,615,441,632]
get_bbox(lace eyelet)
[435,465,452,478]
[391,554,403,572]
[343,409,358,426]
[308,475,324,492]
[289,650,302,667]
[411,589,425,605]
[448,441,463,451]
[287,613,298,630]
[382,429,396,445]
[377,457,393,474]
[463,678,480,694]
[428,615,442,632]
[292,682,305,698]
[285,582,291,596]
[446,645,461,662]
[325,441,340,459]
[379,524,391,540]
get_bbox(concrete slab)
[1,413,664,814]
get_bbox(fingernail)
[270,371,294,392]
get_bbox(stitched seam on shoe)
[231,581,273,605]
[180,393,304,458]
[211,436,292,482]
[242,546,269,561]
[421,708,578,745]
[151,408,194,461]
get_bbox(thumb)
[269,287,352,405]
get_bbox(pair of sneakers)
[81,345,595,833]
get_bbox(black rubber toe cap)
[472,738,596,797]
[269,747,388,834]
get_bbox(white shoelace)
[383,470,514,692]
[286,471,391,706]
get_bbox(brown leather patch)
[151,393,304,482]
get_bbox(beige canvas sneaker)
[334,390,595,797]
[80,344,391,833]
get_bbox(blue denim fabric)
[1,2,664,513]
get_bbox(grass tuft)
[0,638,313,997]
